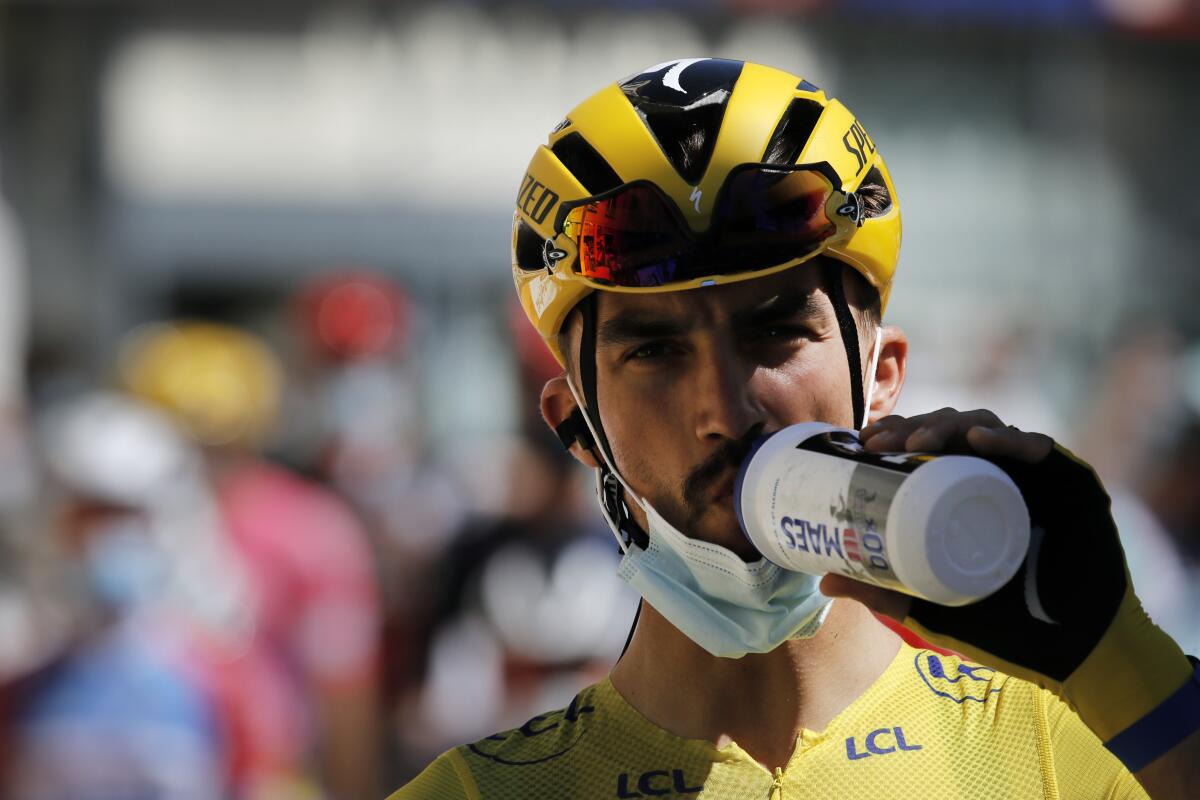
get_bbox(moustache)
[682,425,766,510]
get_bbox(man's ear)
[540,375,601,469]
[865,325,908,424]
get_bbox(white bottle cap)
[888,455,1030,606]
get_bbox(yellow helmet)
[512,58,901,365]
[119,321,283,448]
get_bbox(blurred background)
[1,0,1199,796]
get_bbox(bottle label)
[758,431,936,591]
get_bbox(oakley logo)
[615,768,703,797]
[845,726,922,760]
[837,192,864,226]
[689,186,702,213]
[643,58,707,94]
[542,238,567,272]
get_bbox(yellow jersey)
[391,644,1145,799]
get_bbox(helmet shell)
[512,59,901,365]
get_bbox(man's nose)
[693,341,765,443]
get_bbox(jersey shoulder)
[389,747,478,800]
[391,682,613,800]
[871,647,1144,799]
[889,646,1024,711]
[460,686,603,770]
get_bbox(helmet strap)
[821,260,867,429]
[578,295,615,466]
[570,295,651,551]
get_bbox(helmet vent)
[762,98,824,166]
[620,59,744,185]
[859,166,892,217]
[514,219,547,272]
[551,132,623,195]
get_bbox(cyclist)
[393,59,1199,798]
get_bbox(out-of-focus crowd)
[1,184,1199,800]
[0,186,637,797]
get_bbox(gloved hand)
[821,408,1199,773]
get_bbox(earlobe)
[540,375,601,469]
[866,325,908,424]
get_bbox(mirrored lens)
[561,167,840,289]
[564,185,689,287]
[719,168,836,246]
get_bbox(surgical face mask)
[83,519,165,612]
[561,326,885,659]
[616,497,831,659]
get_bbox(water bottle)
[734,422,1030,606]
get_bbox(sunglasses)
[551,162,864,290]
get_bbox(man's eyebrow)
[598,312,692,347]
[731,290,826,329]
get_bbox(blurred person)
[290,271,465,773]
[1136,344,1200,654]
[400,428,636,766]
[394,60,1199,797]
[121,321,383,800]
[5,392,231,799]
[0,159,53,704]
[0,160,34,514]
[1073,327,1198,654]
[391,306,635,774]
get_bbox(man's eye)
[626,341,676,361]
[752,325,810,342]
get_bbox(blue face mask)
[565,374,838,660]
[615,498,832,659]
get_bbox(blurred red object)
[296,270,410,362]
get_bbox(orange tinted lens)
[719,168,836,246]
[563,185,691,287]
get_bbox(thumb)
[820,574,912,622]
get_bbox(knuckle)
[968,408,1004,426]
[930,407,960,424]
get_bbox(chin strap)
[563,296,650,552]
[822,260,867,429]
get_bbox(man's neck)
[608,599,900,771]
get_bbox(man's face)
[576,266,883,560]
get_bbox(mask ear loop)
[861,327,883,429]
[565,297,650,663]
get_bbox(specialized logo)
[615,768,703,798]
[842,119,876,175]
[915,652,1003,704]
[518,173,560,225]
[845,726,922,760]
[689,186,703,213]
[467,694,595,766]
